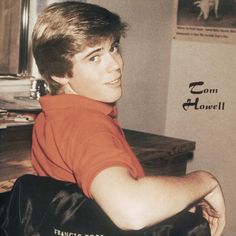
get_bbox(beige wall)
[89,0,174,134]
[165,40,236,236]
[89,1,236,235]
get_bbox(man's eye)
[110,44,120,53]
[89,55,100,62]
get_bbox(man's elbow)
[110,204,151,231]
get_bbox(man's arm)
[90,167,225,236]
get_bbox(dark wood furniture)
[0,122,195,192]
[0,123,35,183]
[124,129,195,176]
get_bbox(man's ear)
[51,76,70,85]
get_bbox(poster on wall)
[173,0,236,44]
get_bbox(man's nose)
[105,53,122,73]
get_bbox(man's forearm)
[131,170,218,228]
[90,167,220,230]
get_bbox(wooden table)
[0,123,195,192]
[124,129,195,176]
[0,122,35,192]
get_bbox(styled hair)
[32,1,127,94]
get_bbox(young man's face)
[66,39,123,103]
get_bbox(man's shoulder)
[72,111,119,137]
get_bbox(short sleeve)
[71,132,139,198]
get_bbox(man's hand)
[200,184,226,236]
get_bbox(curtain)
[0,0,21,74]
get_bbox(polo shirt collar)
[39,94,117,117]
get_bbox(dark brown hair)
[32,1,127,94]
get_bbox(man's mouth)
[105,78,121,86]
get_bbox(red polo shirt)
[31,94,144,197]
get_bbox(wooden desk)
[0,123,195,192]
[124,129,195,176]
[0,123,35,182]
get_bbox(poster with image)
[173,0,236,44]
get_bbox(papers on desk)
[0,109,8,118]
[0,97,40,128]
[14,114,35,122]
[0,96,41,111]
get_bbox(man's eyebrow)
[112,40,120,46]
[83,47,102,59]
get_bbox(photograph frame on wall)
[173,0,236,44]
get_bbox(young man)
[31,1,225,236]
